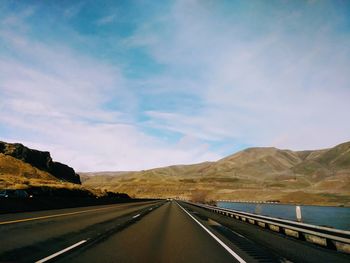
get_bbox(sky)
[1,0,350,172]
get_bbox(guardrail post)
[296,205,302,222]
[298,231,306,241]
[326,238,337,250]
[268,224,281,233]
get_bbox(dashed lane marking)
[132,214,141,219]
[35,239,87,263]
[0,204,151,225]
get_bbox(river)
[217,202,350,231]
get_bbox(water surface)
[217,202,350,230]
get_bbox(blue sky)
[1,0,350,171]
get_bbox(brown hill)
[0,154,58,188]
[82,142,350,205]
[0,141,83,191]
[0,154,91,198]
[0,141,80,184]
[0,141,132,214]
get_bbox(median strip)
[177,202,247,263]
[35,240,88,263]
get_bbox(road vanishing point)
[0,200,349,263]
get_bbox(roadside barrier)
[183,201,350,254]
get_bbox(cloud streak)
[129,0,350,150]
[0,3,220,171]
[1,0,349,171]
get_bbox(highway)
[0,200,349,263]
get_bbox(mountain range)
[1,140,349,205]
[81,141,350,205]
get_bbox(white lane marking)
[0,206,121,225]
[35,240,87,263]
[132,214,140,219]
[177,202,247,263]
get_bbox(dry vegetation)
[0,154,109,197]
[81,142,350,206]
[0,154,59,188]
[2,141,349,205]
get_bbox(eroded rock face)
[0,141,81,184]
[0,142,52,171]
[50,162,81,184]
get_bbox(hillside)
[0,141,84,192]
[82,142,350,206]
[0,141,131,210]
[0,141,80,184]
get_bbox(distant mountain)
[82,142,350,205]
[0,141,80,189]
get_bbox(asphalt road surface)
[0,200,162,262]
[0,200,349,263]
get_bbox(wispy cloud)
[0,35,220,171]
[96,14,116,25]
[128,0,350,150]
[63,3,84,19]
[1,0,349,171]
[0,3,220,171]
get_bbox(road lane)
[0,204,132,225]
[2,200,349,263]
[0,201,157,223]
[0,200,162,262]
[63,201,240,263]
[177,202,246,263]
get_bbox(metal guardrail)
[184,201,350,254]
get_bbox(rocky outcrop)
[50,162,80,184]
[0,141,81,184]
